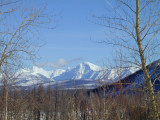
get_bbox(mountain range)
[6,62,137,89]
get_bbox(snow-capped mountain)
[14,66,65,86]
[54,62,102,80]
[4,62,137,89]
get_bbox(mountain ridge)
[2,62,136,89]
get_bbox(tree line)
[0,83,159,120]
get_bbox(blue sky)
[21,0,160,70]
[30,0,115,69]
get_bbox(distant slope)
[89,60,160,95]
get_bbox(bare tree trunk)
[4,86,8,120]
[54,85,58,120]
[136,0,159,119]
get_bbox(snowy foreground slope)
[4,62,136,89]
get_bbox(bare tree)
[0,0,55,119]
[93,0,160,119]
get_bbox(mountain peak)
[32,66,43,73]
[32,66,51,78]
[80,62,102,71]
